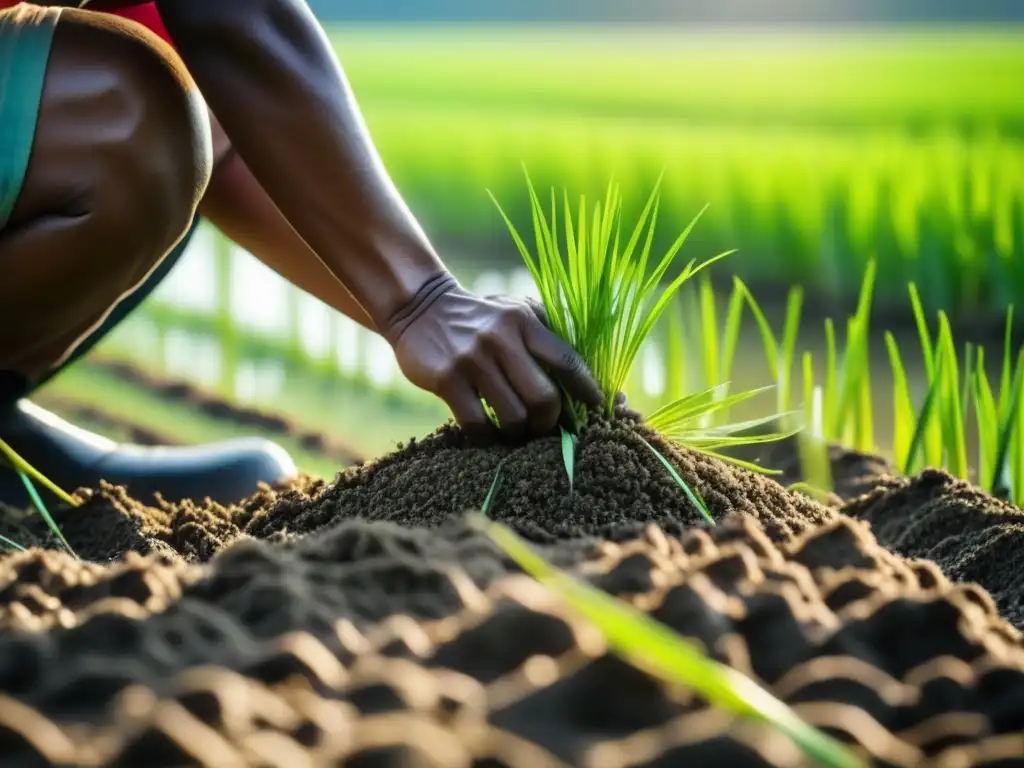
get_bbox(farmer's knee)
[33,8,213,259]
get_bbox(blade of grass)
[636,435,714,525]
[777,286,804,416]
[903,357,944,475]
[472,516,865,768]
[990,350,1024,498]
[718,280,747,423]
[0,438,78,508]
[884,332,915,471]
[481,458,509,518]
[799,351,833,494]
[17,471,76,558]
[560,427,577,493]
[0,533,26,553]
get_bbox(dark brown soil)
[241,415,836,547]
[2,417,1024,766]
[754,437,1024,634]
[2,511,1024,766]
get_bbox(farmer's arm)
[199,113,376,331]
[154,0,441,329]
[150,0,602,438]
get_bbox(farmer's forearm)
[155,0,448,330]
[199,128,376,332]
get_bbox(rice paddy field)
[6,23,1024,768]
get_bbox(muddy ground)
[2,416,1024,766]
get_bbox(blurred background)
[39,0,1024,476]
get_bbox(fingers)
[440,381,495,443]
[521,317,604,409]
[524,297,550,328]
[496,352,562,437]
[474,361,531,440]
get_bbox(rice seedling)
[888,290,1024,503]
[490,173,798,522]
[471,513,865,768]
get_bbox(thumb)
[524,297,550,328]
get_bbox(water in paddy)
[73,223,957,462]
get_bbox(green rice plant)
[560,427,577,492]
[893,295,1024,503]
[660,275,749,430]
[740,260,878,456]
[471,514,865,768]
[491,172,734,429]
[491,174,799,521]
[795,351,834,499]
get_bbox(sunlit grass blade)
[908,283,943,465]
[17,471,76,558]
[0,438,78,508]
[481,458,508,518]
[636,435,714,525]
[646,383,731,429]
[990,350,1024,499]
[472,516,865,768]
[998,305,1015,415]
[884,332,915,471]
[560,427,577,492]
[718,280,747,423]
[822,317,837,437]
[935,315,968,480]
[0,533,26,553]
[799,351,834,494]
[830,261,875,451]
[648,385,776,434]
[664,298,687,403]
[903,356,944,475]
[738,279,782,381]
[699,276,720,395]
[777,286,804,415]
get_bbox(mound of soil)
[842,469,1024,632]
[2,512,1024,767]
[3,416,1024,766]
[242,416,836,547]
[752,437,1024,634]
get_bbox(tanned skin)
[0,1,603,441]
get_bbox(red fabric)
[0,2,174,48]
[105,3,174,47]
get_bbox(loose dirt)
[2,417,1024,766]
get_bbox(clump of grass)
[472,513,865,768]
[490,174,798,523]
[892,291,1024,502]
[698,258,1024,506]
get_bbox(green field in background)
[333,26,1024,132]
[332,26,1024,318]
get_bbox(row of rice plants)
[363,103,1024,317]
[659,261,1024,504]
[336,26,1024,134]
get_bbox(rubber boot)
[0,399,298,508]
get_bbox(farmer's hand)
[384,274,603,440]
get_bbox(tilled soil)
[2,418,1024,766]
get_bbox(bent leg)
[0,6,295,508]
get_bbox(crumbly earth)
[2,418,1024,766]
